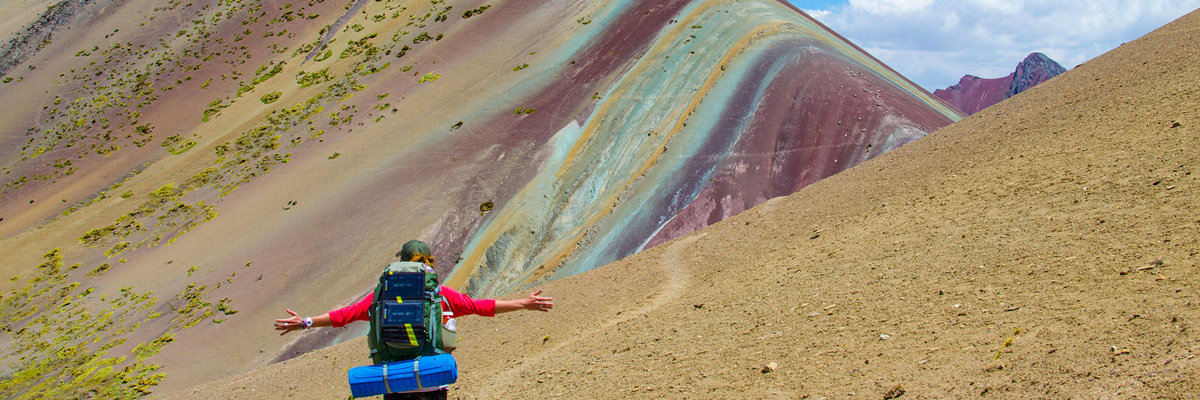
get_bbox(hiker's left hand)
[519,290,554,312]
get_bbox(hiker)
[273,239,554,399]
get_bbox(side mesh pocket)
[439,312,457,352]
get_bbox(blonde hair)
[409,253,435,266]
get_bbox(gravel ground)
[161,9,1199,400]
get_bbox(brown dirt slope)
[165,9,1199,400]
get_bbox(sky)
[787,0,1200,90]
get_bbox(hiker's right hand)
[273,309,304,335]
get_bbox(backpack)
[367,261,452,364]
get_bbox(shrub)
[418,72,440,83]
[462,5,490,18]
[260,91,282,104]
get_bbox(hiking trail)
[474,233,702,397]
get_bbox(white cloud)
[941,12,960,31]
[848,0,934,14]
[803,0,1200,90]
[803,8,833,19]
[968,0,1023,15]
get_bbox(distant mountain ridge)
[934,52,1067,114]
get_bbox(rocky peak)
[1007,52,1068,97]
[934,52,1067,115]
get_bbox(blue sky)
[787,1,1200,90]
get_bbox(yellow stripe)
[405,324,418,347]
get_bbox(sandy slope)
[163,9,1199,400]
[1,0,963,394]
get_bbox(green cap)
[398,240,432,261]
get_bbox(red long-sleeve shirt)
[328,285,495,327]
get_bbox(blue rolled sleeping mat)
[347,354,458,398]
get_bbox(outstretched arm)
[273,293,373,334]
[493,290,554,314]
[273,309,333,335]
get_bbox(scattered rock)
[882,384,905,399]
[879,334,891,340]
[693,303,704,309]
[760,362,777,373]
